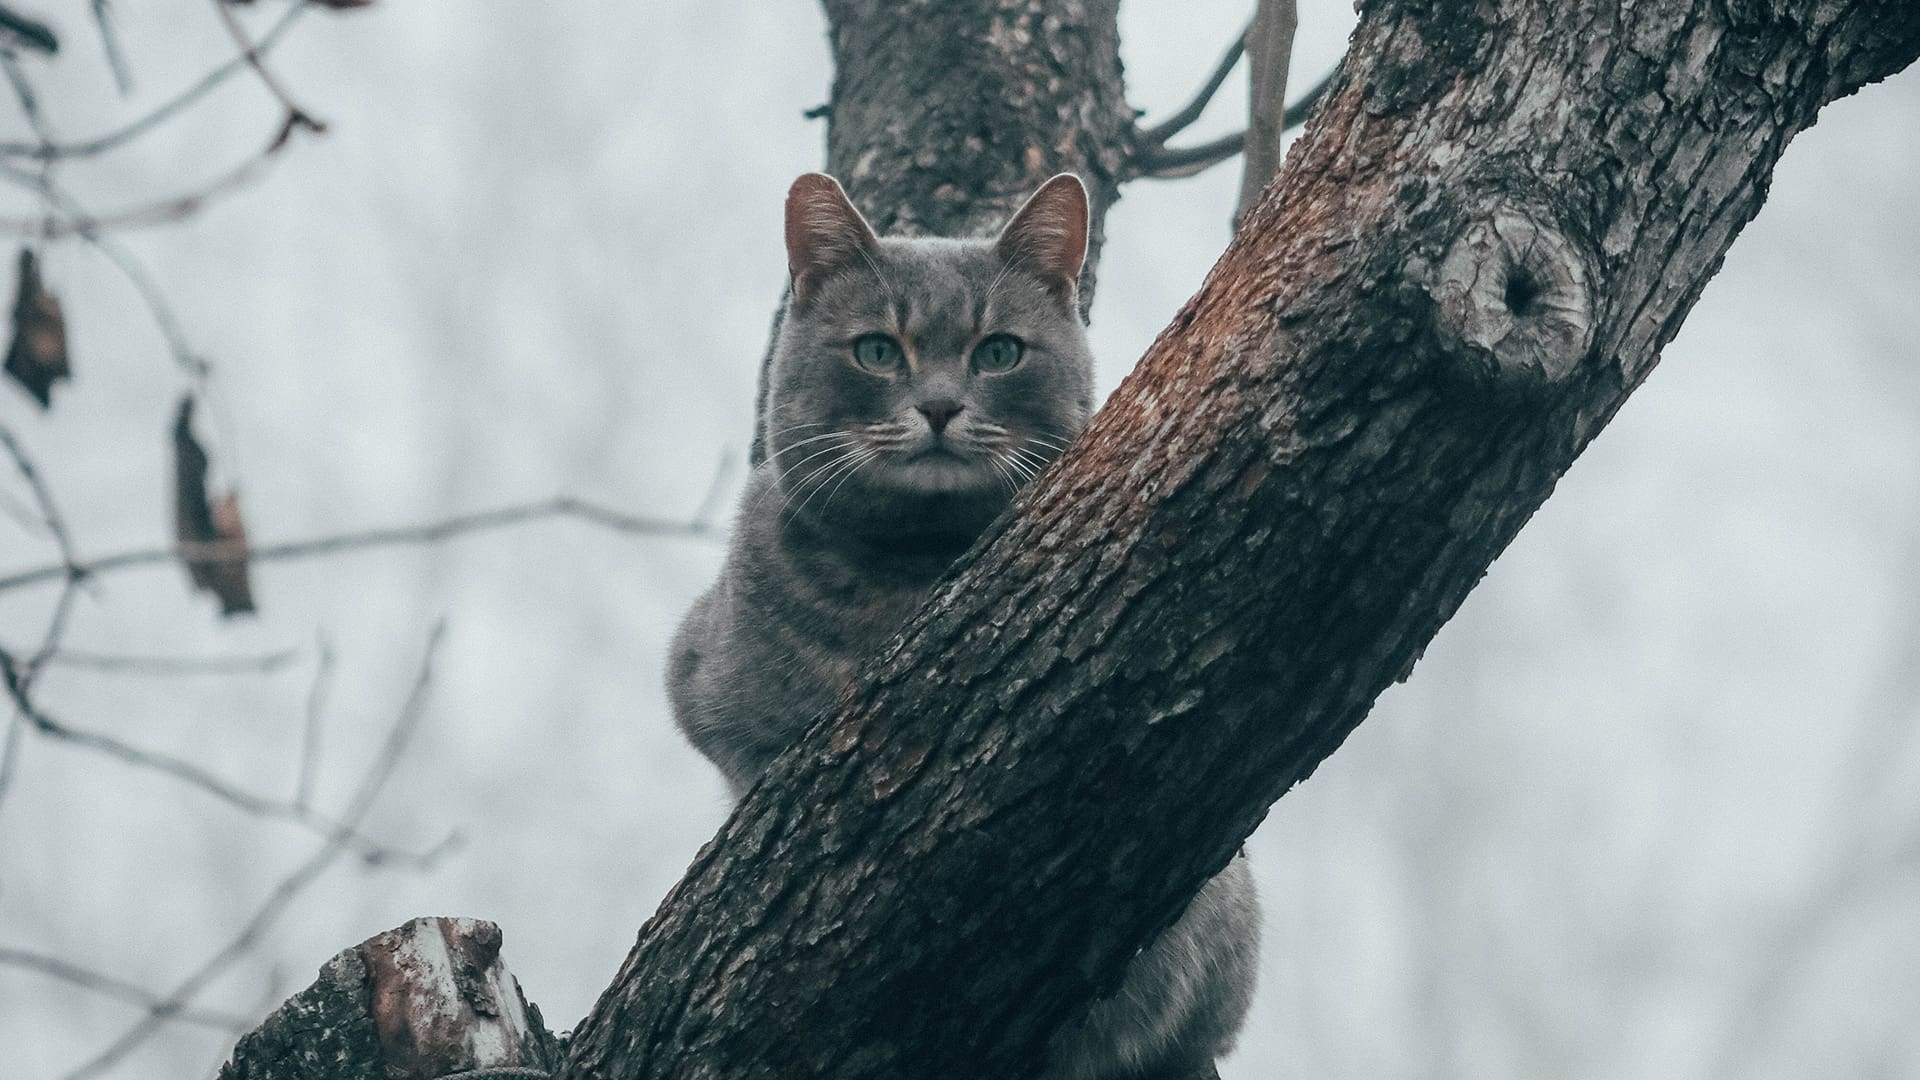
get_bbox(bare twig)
[12,645,301,675]
[1131,67,1333,180]
[0,5,58,56]
[1140,26,1246,145]
[0,111,311,237]
[295,636,333,811]
[0,424,84,690]
[0,423,75,566]
[0,672,451,866]
[0,708,23,815]
[0,948,254,1031]
[0,494,721,594]
[212,0,325,134]
[0,45,56,149]
[61,624,448,1080]
[0,0,309,160]
[1237,0,1297,220]
[0,105,214,381]
[92,0,133,93]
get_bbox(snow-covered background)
[1,2,1916,1077]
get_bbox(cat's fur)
[668,173,1259,1079]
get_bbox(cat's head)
[763,172,1095,546]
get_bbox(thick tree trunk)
[228,0,1920,1078]
[558,2,1919,1078]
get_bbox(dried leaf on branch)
[4,249,69,408]
[172,397,256,616]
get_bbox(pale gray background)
[1,2,1916,1078]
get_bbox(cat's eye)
[851,334,904,374]
[972,334,1024,373]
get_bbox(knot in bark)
[1431,206,1593,387]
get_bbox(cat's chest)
[745,577,926,722]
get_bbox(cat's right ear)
[995,173,1089,304]
[785,173,879,306]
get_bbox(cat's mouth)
[885,444,995,494]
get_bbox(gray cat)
[668,172,1259,1079]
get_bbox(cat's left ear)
[995,173,1089,303]
[786,173,880,306]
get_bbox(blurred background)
[0,2,1915,1077]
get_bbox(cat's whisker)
[772,435,863,482]
[818,447,883,517]
[1006,446,1052,476]
[987,453,1020,496]
[788,445,878,523]
[758,436,864,515]
[767,420,830,440]
[775,429,863,457]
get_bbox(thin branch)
[0,709,23,816]
[0,648,451,867]
[1140,130,1248,180]
[0,948,254,1031]
[0,148,213,380]
[0,424,75,566]
[0,6,58,56]
[294,636,332,811]
[1140,25,1246,144]
[1237,0,1297,220]
[0,1,309,160]
[0,424,84,688]
[61,624,447,1080]
[0,111,311,237]
[0,494,722,594]
[91,0,133,94]
[212,0,325,134]
[1131,67,1334,180]
[14,645,301,676]
[0,45,56,150]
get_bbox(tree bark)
[219,918,561,1080]
[558,1,1920,1077]
[228,0,1920,1078]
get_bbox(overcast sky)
[1,3,1917,1078]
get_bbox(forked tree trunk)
[226,1,1920,1078]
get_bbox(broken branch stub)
[1429,206,1595,387]
[220,917,560,1080]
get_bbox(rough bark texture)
[222,918,560,1080]
[227,0,1920,1078]
[560,1,1920,1078]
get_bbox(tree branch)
[220,0,1920,1077]
[1131,67,1333,180]
[0,0,308,160]
[212,0,325,134]
[0,494,721,594]
[0,948,255,1031]
[551,2,1920,1077]
[0,110,312,236]
[1140,25,1246,145]
[1236,0,1296,220]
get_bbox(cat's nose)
[916,398,964,434]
